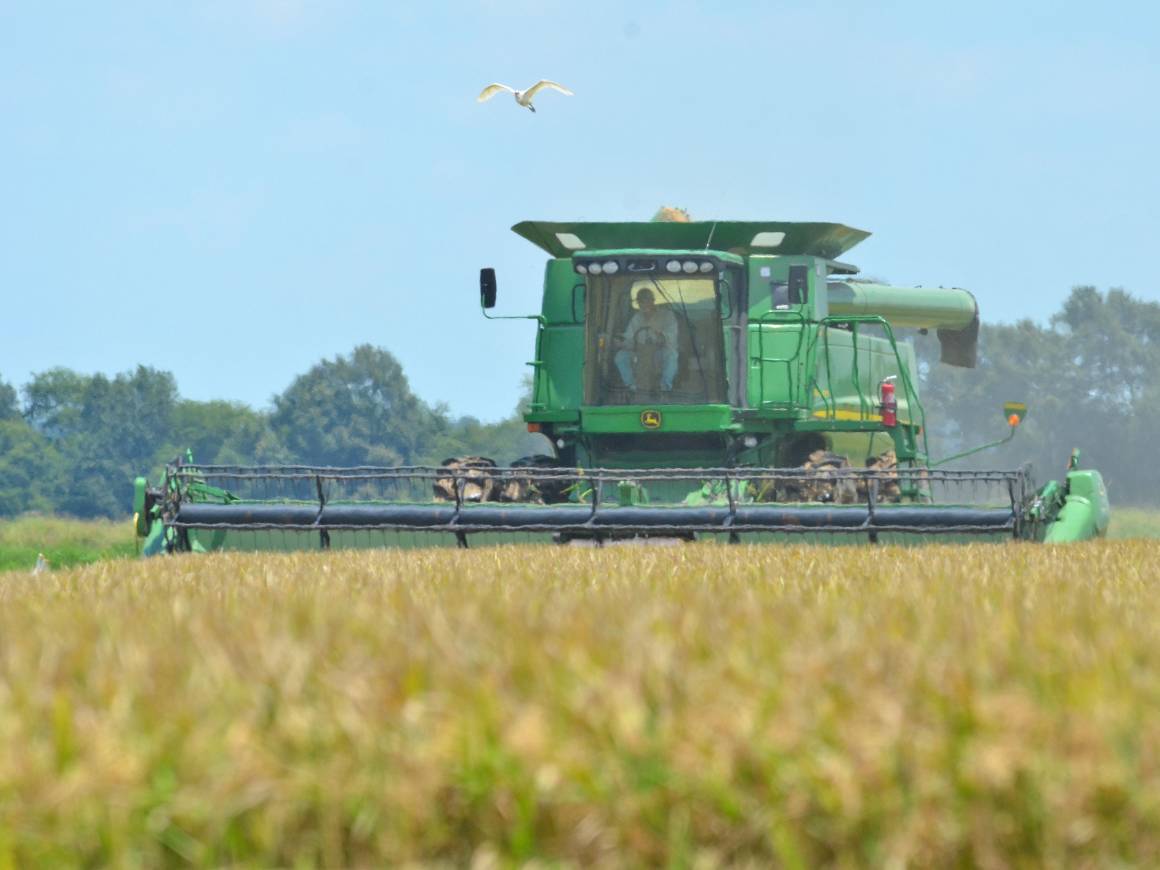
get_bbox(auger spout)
[826,282,979,368]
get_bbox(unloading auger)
[134,218,1109,553]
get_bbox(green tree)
[271,345,438,466]
[418,375,552,465]
[0,419,61,517]
[167,399,287,466]
[22,368,88,438]
[0,374,18,421]
[23,366,178,517]
[914,286,1160,504]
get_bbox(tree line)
[1,286,1156,518]
[912,285,1159,502]
[0,345,546,519]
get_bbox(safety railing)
[811,315,929,455]
[751,312,929,454]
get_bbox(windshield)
[583,273,727,405]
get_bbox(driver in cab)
[614,286,679,392]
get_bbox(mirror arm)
[481,309,545,325]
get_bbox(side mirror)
[480,268,497,309]
[787,265,809,304]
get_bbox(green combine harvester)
[134,218,1109,552]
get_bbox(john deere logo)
[640,410,662,429]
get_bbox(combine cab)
[135,219,1109,552]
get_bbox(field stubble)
[1,542,1159,867]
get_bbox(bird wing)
[477,83,516,102]
[524,80,574,99]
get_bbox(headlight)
[588,262,602,275]
[682,260,698,274]
[602,260,619,274]
[575,263,588,275]
[699,261,714,273]
[666,260,681,273]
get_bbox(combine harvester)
[134,218,1109,553]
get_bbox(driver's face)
[638,295,655,312]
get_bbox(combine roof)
[512,220,871,259]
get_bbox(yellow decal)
[811,409,884,422]
[640,410,662,429]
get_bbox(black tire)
[511,454,571,504]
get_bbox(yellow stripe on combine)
[810,409,916,425]
[812,408,883,422]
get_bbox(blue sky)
[2,1,1157,421]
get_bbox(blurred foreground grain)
[1,542,1158,867]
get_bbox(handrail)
[877,318,929,459]
[807,315,929,459]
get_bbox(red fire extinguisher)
[880,378,897,428]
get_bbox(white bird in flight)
[477,80,573,113]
